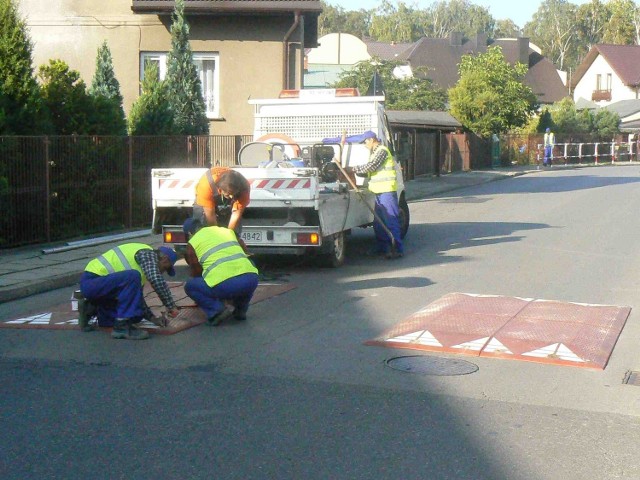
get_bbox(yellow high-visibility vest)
[188,226,257,287]
[367,145,397,194]
[84,243,151,285]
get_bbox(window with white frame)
[140,52,220,119]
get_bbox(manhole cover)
[385,355,478,376]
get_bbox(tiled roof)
[400,35,566,104]
[387,110,461,130]
[364,40,415,62]
[131,0,322,14]
[571,44,640,88]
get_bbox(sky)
[328,0,591,29]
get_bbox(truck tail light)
[293,232,319,245]
[164,231,187,244]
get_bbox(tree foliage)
[524,0,578,71]
[602,0,638,44]
[128,62,174,135]
[38,59,94,135]
[0,0,49,134]
[165,0,209,135]
[319,2,371,38]
[448,46,537,137]
[89,41,126,135]
[333,59,447,111]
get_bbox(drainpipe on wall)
[283,12,301,90]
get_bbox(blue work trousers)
[79,271,144,327]
[544,145,553,165]
[373,191,403,254]
[185,273,259,318]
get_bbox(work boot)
[111,319,149,340]
[385,251,404,260]
[233,308,247,321]
[207,308,233,326]
[77,296,97,332]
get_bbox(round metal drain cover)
[385,355,478,376]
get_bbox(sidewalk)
[0,166,538,304]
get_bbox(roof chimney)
[518,37,530,66]
[450,32,463,46]
[474,33,487,52]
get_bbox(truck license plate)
[241,231,263,242]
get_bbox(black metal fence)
[0,135,251,248]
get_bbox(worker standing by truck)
[347,130,404,259]
[193,167,251,233]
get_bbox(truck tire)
[318,231,346,268]
[399,194,410,239]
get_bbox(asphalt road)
[2,165,640,479]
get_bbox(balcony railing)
[592,90,612,101]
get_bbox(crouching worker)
[182,218,259,326]
[78,244,180,340]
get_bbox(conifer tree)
[165,0,209,135]
[0,0,49,134]
[128,62,175,135]
[89,41,126,135]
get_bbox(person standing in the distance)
[348,130,404,259]
[193,166,251,233]
[543,127,555,167]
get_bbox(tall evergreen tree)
[165,0,209,135]
[128,62,175,135]
[89,41,126,135]
[0,0,49,134]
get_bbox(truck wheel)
[318,231,346,268]
[399,195,410,239]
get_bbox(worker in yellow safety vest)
[182,218,259,326]
[543,127,555,167]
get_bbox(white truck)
[151,88,409,267]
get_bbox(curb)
[0,271,81,304]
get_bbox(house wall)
[19,0,299,135]
[573,55,637,106]
[307,33,370,65]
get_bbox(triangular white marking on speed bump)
[6,313,52,324]
[522,343,585,362]
[452,336,489,351]
[388,330,443,347]
[483,338,513,354]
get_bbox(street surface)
[1,165,640,479]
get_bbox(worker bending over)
[78,243,180,340]
[182,218,259,326]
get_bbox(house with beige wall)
[19,0,321,135]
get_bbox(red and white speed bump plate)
[1,281,296,335]
[365,293,631,369]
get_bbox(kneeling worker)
[78,243,180,340]
[182,218,259,326]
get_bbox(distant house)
[572,44,640,107]
[305,32,567,106]
[397,34,567,105]
[19,0,322,135]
